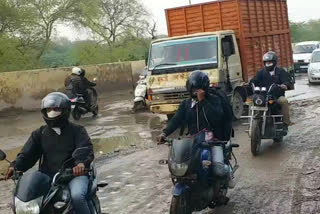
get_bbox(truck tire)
[232,91,244,120]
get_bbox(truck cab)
[146,31,245,119]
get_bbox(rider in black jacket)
[6,92,94,214]
[158,70,231,142]
[250,51,293,131]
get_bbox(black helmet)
[41,92,71,128]
[263,51,278,72]
[186,70,210,98]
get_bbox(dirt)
[0,74,320,214]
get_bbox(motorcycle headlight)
[254,97,264,106]
[15,196,42,214]
[169,162,189,177]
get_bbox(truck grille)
[163,92,189,100]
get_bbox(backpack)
[207,87,233,140]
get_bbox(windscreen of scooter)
[15,171,51,202]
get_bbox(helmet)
[186,70,210,98]
[263,51,278,72]
[41,92,71,128]
[72,67,82,75]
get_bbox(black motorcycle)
[242,83,285,156]
[162,131,239,214]
[71,87,99,121]
[0,147,107,214]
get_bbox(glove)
[157,133,167,144]
[5,167,14,180]
[280,84,288,90]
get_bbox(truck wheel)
[251,119,261,156]
[232,91,244,120]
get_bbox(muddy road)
[1,74,320,214]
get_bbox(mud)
[0,74,320,214]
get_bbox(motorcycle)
[132,71,147,112]
[162,131,239,214]
[242,83,286,156]
[0,147,108,214]
[71,81,99,121]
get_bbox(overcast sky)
[57,0,320,40]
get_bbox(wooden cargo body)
[165,0,293,81]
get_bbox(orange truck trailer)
[146,0,294,119]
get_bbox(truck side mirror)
[222,36,235,58]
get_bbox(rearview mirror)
[72,147,91,161]
[222,36,235,58]
[0,150,7,161]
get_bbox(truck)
[146,0,294,120]
[293,41,320,73]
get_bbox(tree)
[79,0,149,46]
[6,0,95,59]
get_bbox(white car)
[293,41,320,73]
[308,49,320,84]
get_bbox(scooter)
[162,130,239,214]
[0,147,108,214]
[71,86,99,121]
[241,83,285,156]
[132,72,147,112]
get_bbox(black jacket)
[164,93,226,140]
[65,74,96,96]
[12,122,94,177]
[250,67,292,98]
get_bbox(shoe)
[228,179,235,189]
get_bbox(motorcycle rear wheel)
[251,119,262,156]
[170,194,191,214]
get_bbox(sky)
[57,0,320,40]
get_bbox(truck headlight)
[152,95,161,100]
[169,162,189,177]
[15,196,42,214]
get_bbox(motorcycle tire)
[92,105,99,117]
[251,119,262,156]
[273,136,283,143]
[170,194,191,214]
[72,108,81,121]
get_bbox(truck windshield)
[149,36,218,71]
[294,44,317,54]
[311,51,320,63]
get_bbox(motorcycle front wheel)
[170,194,191,214]
[251,118,262,156]
[72,108,82,121]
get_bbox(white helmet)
[72,67,82,75]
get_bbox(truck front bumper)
[150,103,180,115]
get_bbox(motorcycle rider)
[65,67,96,110]
[5,92,94,214]
[158,70,232,142]
[250,51,293,132]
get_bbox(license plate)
[300,66,308,69]
[251,106,268,111]
[71,105,75,109]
